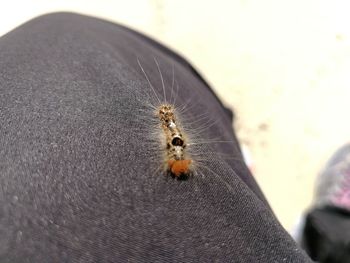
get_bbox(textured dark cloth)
[0,13,311,262]
[302,207,350,262]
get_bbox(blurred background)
[1,0,350,232]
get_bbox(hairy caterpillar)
[136,58,193,179]
[135,56,243,185]
[158,103,192,178]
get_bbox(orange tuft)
[168,159,192,177]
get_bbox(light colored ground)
[2,0,350,231]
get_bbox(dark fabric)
[0,13,311,262]
[302,207,350,262]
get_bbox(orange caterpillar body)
[167,159,192,177]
